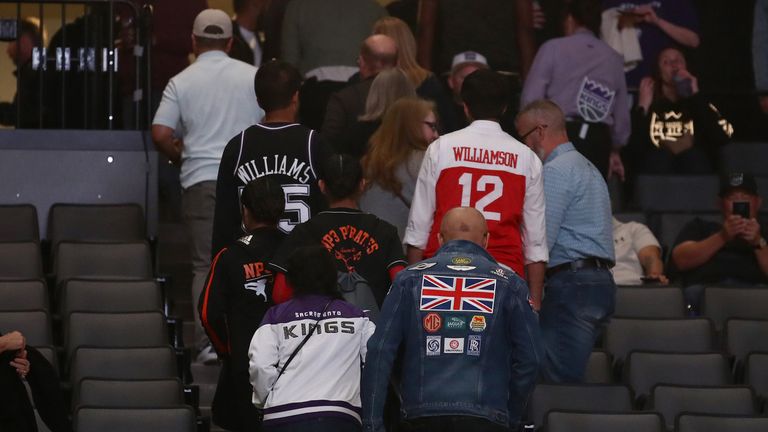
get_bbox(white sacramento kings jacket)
[249,294,376,427]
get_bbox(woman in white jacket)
[249,245,376,432]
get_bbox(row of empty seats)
[539,411,768,432]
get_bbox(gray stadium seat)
[54,241,152,284]
[527,384,632,428]
[47,203,145,250]
[0,242,43,280]
[626,352,731,402]
[721,142,768,176]
[65,311,167,359]
[724,319,768,368]
[74,378,184,410]
[59,279,161,316]
[0,280,48,311]
[605,318,714,367]
[634,175,719,213]
[0,310,52,346]
[655,212,721,254]
[74,407,195,432]
[614,287,686,318]
[745,352,768,402]
[677,414,768,432]
[0,204,39,242]
[584,351,612,384]
[702,287,768,333]
[544,411,664,432]
[650,385,755,431]
[69,346,177,385]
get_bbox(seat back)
[0,280,48,311]
[626,352,731,401]
[584,351,612,384]
[0,204,39,242]
[614,287,686,318]
[48,203,145,249]
[677,414,768,432]
[74,378,184,410]
[605,318,714,366]
[702,287,768,332]
[0,242,43,279]
[528,384,632,428]
[69,346,177,384]
[74,407,196,432]
[721,142,768,176]
[65,311,167,359]
[745,352,768,400]
[54,241,152,284]
[650,385,755,430]
[544,411,664,432]
[0,310,52,346]
[634,176,718,213]
[724,319,768,366]
[60,279,161,316]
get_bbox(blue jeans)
[539,267,616,382]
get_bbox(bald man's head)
[359,34,397,79]
[438,207,489,248]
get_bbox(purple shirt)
[602,0,699,87]
[522,29,631,147]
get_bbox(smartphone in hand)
[732,201,751,219]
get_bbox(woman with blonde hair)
[360,97,439,240]
[372,17,455,132]
[338,68,416,156]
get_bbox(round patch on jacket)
[423,312,442,333]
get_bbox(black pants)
[400,416,509,432]
[566,121,612,179]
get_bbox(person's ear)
[318,179,327,195]
[358,178,367,194]
[438,232,445,247]
[482,232,490,249]
[225,37,234,54]
[462,103,472,121]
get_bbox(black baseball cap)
[719,172,759,197]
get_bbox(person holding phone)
[671,173,768,309]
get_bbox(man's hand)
[675,68,700,95]
[637,77,655,114]
[0,331,26,352]
[607,150,625,182]
[722,215,747,242]
[10,349,29,379]
[633,4,660,25]
[644,271,669,285]
[532,0,546,30]
[740,218,763,246]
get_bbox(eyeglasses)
[423,121,439,132]
[519,124,548,141]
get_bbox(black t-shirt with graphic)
[270,208,407,306]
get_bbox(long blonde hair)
[372,17,431,88]
[363,97,435,195]
[359,68,416,121]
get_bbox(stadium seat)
[0,242,43,280]
[65,311,167,360]
[613,287,686,318]
[702,287,768,332]
[59,279,161,316]
[74,378,184,410]
[54,241,152,285]
[47,203,145,251]
[69,346,177,385]
[676,414,768,432]
[0,280,48,311]
[584,351,612,384]
[745,352,768,404]
[634,176,718,213]
[724,319,768,372]
[721,142,768,177]
[605,318,714,368]
[649,385,755,430]
[626,352,731,402]
[0,310,52,346]
[74,406,196,432]
[543,411,664,432]
[527,384,632,428]
[655,212,721,254]
[0,204,39,242]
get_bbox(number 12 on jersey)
[457,173,503,221]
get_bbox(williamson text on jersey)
[419,275,496,313]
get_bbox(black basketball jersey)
[212,122,327,255]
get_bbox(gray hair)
[359,68,416,121]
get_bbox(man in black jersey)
[270,154,407,309]
[212,60,327,255]
[199,176,286,431]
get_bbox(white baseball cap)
[193,9,232,39]
[451,51,489,73]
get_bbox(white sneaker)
[196,343,218,365]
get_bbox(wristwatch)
[756,237,767,250]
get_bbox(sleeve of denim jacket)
[360,273,409,432]
[506,279,543,427]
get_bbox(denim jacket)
[361,240,542,431]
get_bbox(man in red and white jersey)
[404,68,548,308]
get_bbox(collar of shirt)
[436,240,497,263]
[467,120,503,133]
[544,141,576,165]
[195,50,229,62]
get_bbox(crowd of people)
[2,1,768,431]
